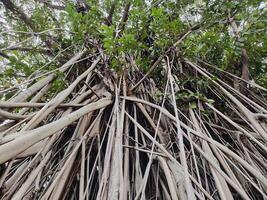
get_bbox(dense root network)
[0,50,267,200]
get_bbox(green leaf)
[190,102,197,109]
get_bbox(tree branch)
[117,3,131,35]
[105,2,116,26]
[0,0,37,31]
[0,0,60,54]
[2,47,52,55]
[35,0,65,10]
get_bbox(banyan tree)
[0,0,267,199]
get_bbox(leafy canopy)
[0,0,266,92]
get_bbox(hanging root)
[0,51,266,200]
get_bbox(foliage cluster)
[0,0,266,91]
